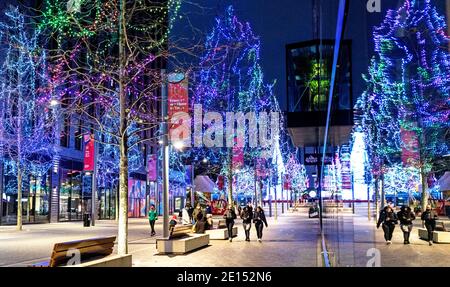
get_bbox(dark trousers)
[400,224,412,242]
[149,219,156,234]
[255,222,264,239]
[226,220,234,239]
[243,222,251,240]
[382,223,395,241]
[425,222,435,242]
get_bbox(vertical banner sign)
[168,73,189,142]
[232,137,244,171]
[400,128,420,167]
[284,174,291,190]
[217,175,224,190]
[148,154,157,182]
[256,158,267,178]
[83,134,94,171]
[185,165,193,186]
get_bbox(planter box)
[156,234,209,254]
[205,227,238,240]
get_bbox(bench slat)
[50,242,115,267]
[169,224,192,239]
[53,236,116,253]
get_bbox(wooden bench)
[156,224,209,254]
[32,236,116,267]
[169,224,193,239]
[418,228,450,243]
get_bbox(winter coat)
[240,207,253,224]
[421,210,438,225]
[182,208,191,225]
[253,210,268,227]
[223,209,237,222]
[193,207,204,221]
[195,220,206,233]
[397,208,415,225]
[148,210,158,221]
[377,207,398,228]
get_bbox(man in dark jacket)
[240,203,253,241]
[377,205,398,244]
[397,205,415,244]
[421,205,438,246]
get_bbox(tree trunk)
[227,152,233,207]
[17,164,22,231]
[117,0,128,255]
[420,165,428,212]
[380,173,386,208]
[117,138,129,255]
[374,176,379,222]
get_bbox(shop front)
[1,161,51,225]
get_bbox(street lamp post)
[161,70,170,238]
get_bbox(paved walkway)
[131,210,320,267]
[324,204,450,267]
[0,209,320,267]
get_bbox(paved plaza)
[1,205,449,267]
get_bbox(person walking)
[148,204,158,236]
[421,205,438,246]
[377,205,398,244]
[397,205,415,244]
[223,205,237,242]
[253,206,268,242]
[240,203,253,241]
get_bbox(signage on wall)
[304,153,333,165]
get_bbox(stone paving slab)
[324,204,450,267]
[131,211,321,267]
[0,210,321,267]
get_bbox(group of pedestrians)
[223,202,268,242]
[377,204,438,246]
[149,201,270,242]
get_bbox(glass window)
[59,169,83,221]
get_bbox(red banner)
[83,134,95,171]
[284,174,291,190]
[148,154,157,182]
[168,73,189,141]
[256,158,267,178]
[401,128,420,166]
[217,175,224,190]
[232,137,244,171]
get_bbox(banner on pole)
[83,134,95,171]
[148,154,157,181]
[400,128,420,167]
[185,165,193,186]
[168,73,189,142]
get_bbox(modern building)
[0,0,173,225]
